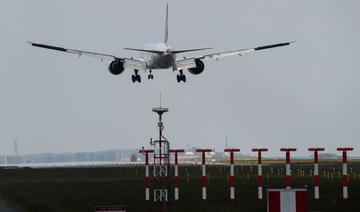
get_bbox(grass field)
[0,162,359,212]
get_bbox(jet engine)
[108,59,125,75]
[188,59,205,75]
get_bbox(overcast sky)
[0,0,359,157]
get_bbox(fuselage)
[140,42,176,70]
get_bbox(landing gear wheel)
[132,74,141,83]
[182,75,186,82]
[132,75,136,83]
[136,75,141,83]
[132,69,141,83]
[148,70,154,80]
[176,73,186,83]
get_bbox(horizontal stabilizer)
[124,47,213,55]
[172,48,213,54]
[124,48,164,54]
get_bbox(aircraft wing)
[199,41,295,60]
[28,42,119,61]
[29,42,148,70]
[174,58,197,70]
[123,58,147,71]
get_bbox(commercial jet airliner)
[29,4,294,83]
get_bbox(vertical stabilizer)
[164,3,169,44]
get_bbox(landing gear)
[131,69,141,83]
[176,70,186,83]
[132,75,141,83]
[148,70,154,80]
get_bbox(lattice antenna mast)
[151,103,171,212]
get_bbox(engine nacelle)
[108,59,125,75]
[188,59,205,75]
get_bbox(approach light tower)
[151,106,171,212]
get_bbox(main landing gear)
[177,70,186,83]
[131,69,141,83]
[148,70,154,80]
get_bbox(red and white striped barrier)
[196,148,212,201]
[224,148,240,200]
[95,205,126,212]
[139,149,154,201]
[308,148,325,200]
[252,148,268,200]
[337,147,353,201]
[280,148,296,188]
[170,149,184,201]
[267,189,308,212]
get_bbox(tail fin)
[164,3,169,44]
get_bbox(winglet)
[254,41,295,51]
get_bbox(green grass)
[0,163,359,212]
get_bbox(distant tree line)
[0,149,139,165]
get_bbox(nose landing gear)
[148,70,154,80]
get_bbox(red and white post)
[308,148,325,201]
[280,148,297,188]
[139,149,154,201]
[337,147,354,201]
[252,148,268,201]
[224,148,240,200]
[196,148,212,201]
[170,149,184,201]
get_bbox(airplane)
[29,3,294,83]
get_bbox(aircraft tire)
[137,75,141,83]
[131,75,135,83]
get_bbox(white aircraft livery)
[29,4,294,83]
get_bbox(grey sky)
[0,0,359,156]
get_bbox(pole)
[337,148,354,201]
[139,149,154,201]
[224,148,240,200]
[196,149,212,201]
[308,148,325,200]
[252,148,268,200]
[170,149,184,201]
[280,148,297,188]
